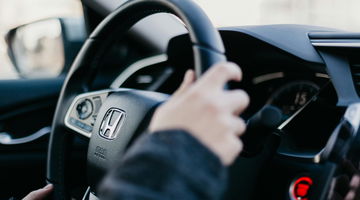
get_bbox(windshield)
[194,0,360,31]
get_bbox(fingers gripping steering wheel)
[46,0,226,199]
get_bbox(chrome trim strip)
[277,97,314,130]
[0,126,51,145]
[315,73,330,79]
[312,42,360,48]
[252,72,284,84]
[277,149,323,164]
[111,54,168,88]
[82,187,91,200]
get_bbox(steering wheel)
[46,0,226,199]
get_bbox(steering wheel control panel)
[65,91,109,137]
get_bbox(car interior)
[0,0,360,199]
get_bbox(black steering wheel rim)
[47,0,226,199]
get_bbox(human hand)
[329,159,360,200]
[149,62,249,165]
[344,174,360,200]
[23,184,53,200]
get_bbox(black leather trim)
[89,0,225,53]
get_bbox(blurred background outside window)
[195,0,360,30]
[0,0,82,79]
[1,0,360,79]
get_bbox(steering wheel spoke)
[64,90,112,138]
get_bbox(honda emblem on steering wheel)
[99,108,126,140]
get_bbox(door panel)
[0,78,61,198]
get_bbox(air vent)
[350,57,360,96]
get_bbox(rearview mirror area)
[5,18,86,79]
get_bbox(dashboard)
[105,25,360,199]
[111,26,345,156]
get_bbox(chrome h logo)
[99,108,125,140]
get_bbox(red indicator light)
[296,183,310,197]
[290,176,313,200]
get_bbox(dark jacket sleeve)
[98,129,228,200]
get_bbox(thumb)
[172,69,195,97]
[23,184,53,200]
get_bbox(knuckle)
[190,90,223,113]
[25,191,36,199]
[221,62,241,76]
[218,117,232,130]
[237,118,247,134]
[221,135,242,165]
[208,102,222,114]
[217,63,230,71]
[211,63,233,77]
[204,99,222,114]
[225,117,246,135]
[190,89,204,100]
[232,138,242,154]
[227,136,242,156]
[241,91,250,106]
[219,117,246,134]
[232,62,243,76]
[218,63,233,75]
[234,90,250,106]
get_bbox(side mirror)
[5,18,86,78]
